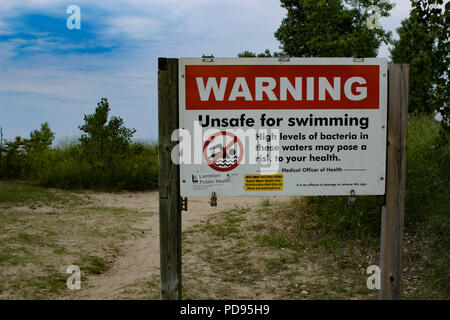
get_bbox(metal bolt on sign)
[348,189,356,207]
[202,54,214,63]
[181,197,188,212]
[209,192,217,207]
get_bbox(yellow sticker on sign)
[245,174,283,191]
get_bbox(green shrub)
[406,116,449,294]
[36,146,93,189]
[1,139,159,191]
[35,142,158,191]
[405,116,449,225]
[304,195,381,243]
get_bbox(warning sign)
[178,58,387,197]
[245,174,283,191]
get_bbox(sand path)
[64,191,270,299]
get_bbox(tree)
[25,122,55,153]
[79,98,136,175]
[390,0,449,115]
[274,0,394,57]
[0,123,55,178]
[1,136,27,178]
[237,49,282,57]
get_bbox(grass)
[0,181,87,208]
[118,276,161,300]
[181,199,380,300]
[404,116,449,297]
[262,199,272,207]
[181,187,446,299]
[256,199,379,299]
[293,115,449,299]
[0,182,154,299]
[265,254,299,271]
[256,233,299,249]
[200,207,249,240]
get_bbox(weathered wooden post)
[379,64,409,299]
[158,57,182,300]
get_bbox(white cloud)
[104,16,164,40]
[0,0,63,15]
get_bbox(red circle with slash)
[203,131,244,172]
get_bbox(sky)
[0,0,412,144]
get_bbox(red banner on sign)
[185,65,380,110]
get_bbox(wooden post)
[379,64,409,300]
[158,57,182,300]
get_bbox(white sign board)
[178,58,387,197]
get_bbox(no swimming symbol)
[203,131,244,172]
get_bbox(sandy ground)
[63,191,278,299]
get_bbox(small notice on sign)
[245,174,283,191]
